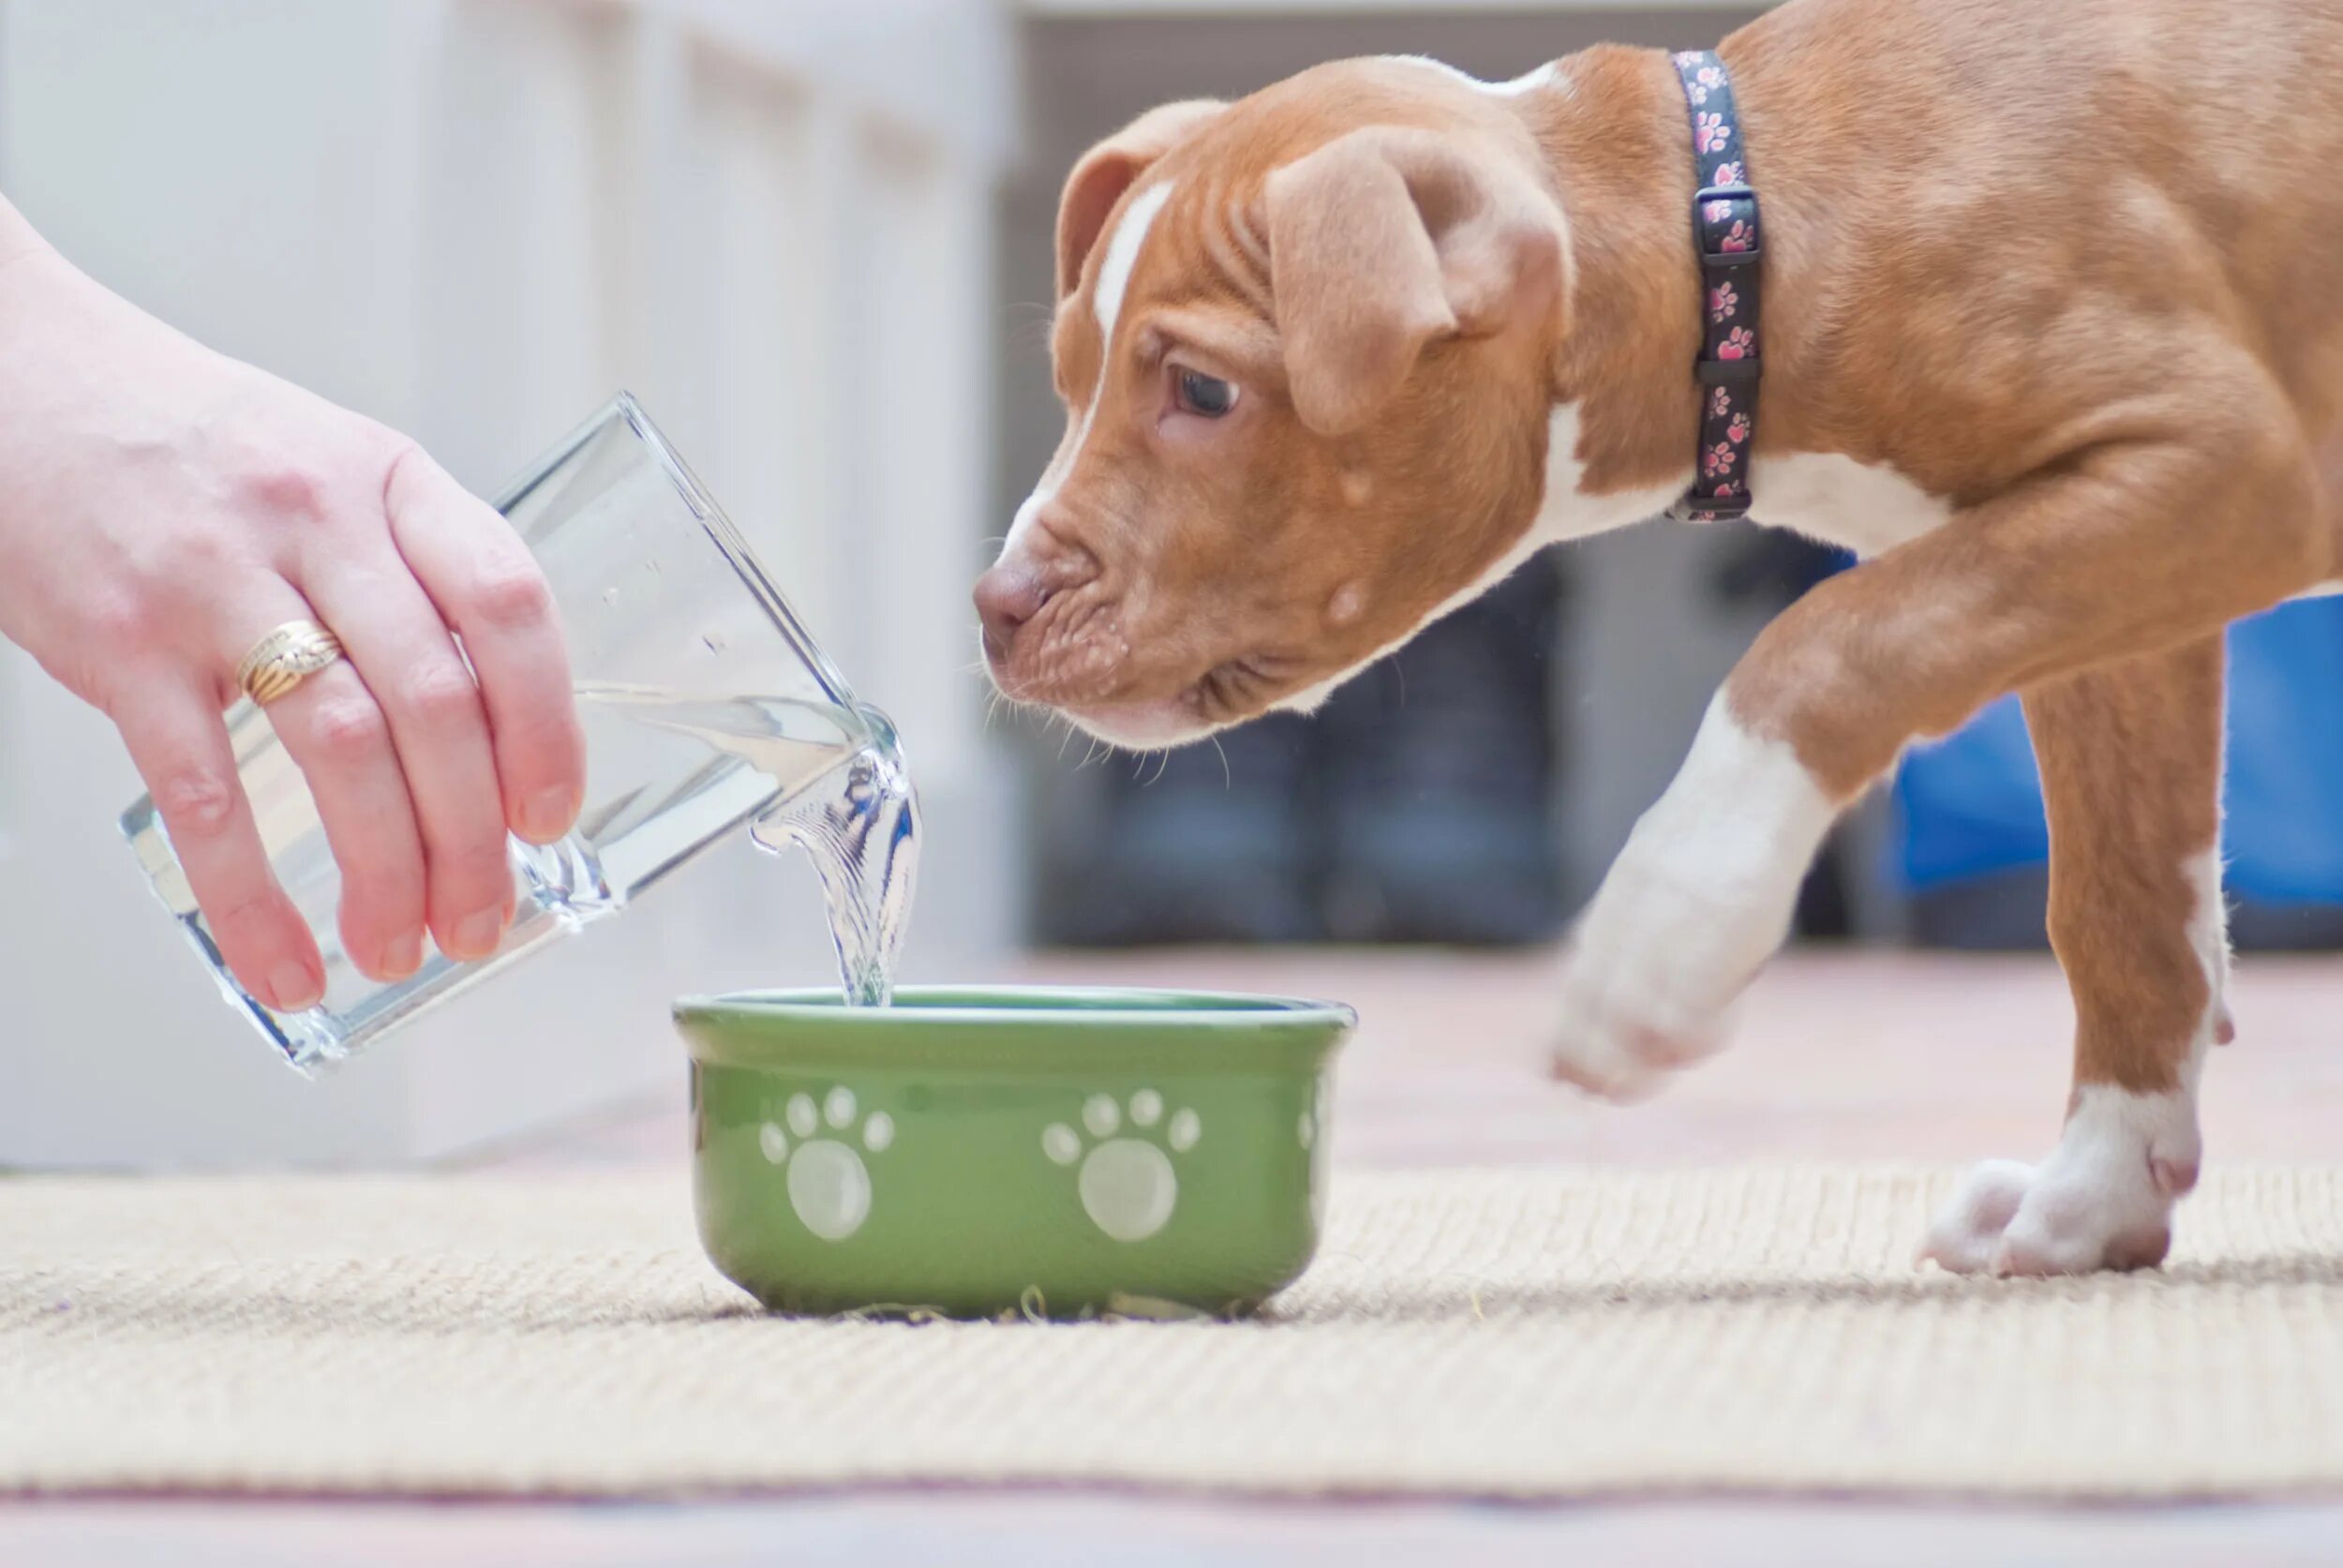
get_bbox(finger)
[227,587,436,978]
[384,447,585,846]
[113,676,324,1012]
[304,546,516,966]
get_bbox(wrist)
[0,203,81,557]
[0,195,54,277]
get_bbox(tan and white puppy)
[976,0,2343,1275]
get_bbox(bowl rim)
[674,983,1357,1029]
[673,985,1358,1074]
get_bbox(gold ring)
[234,620,347,706]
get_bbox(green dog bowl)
[674,986,1355,1319]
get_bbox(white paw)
[1919,1089,2201,1277]
[759,1084,894,1242]
[1548,868,1754,1100]
[1549,697,1832,1100]
[1044,1089,1198,1242]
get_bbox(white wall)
[0,0,1020,1168]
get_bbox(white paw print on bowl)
[1043,1089,1200,1243]
[758,1085,893,1241]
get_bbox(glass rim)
[493,391,861,711]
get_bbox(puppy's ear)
[1057,99,1228,300]
[1266,127,1565,435]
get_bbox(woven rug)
[7,1165,2343,1501]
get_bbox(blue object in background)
[1891,597,2343,906]
[1892,691,2048,892]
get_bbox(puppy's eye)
[1174,368,1239,418]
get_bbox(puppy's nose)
[975,562,1051,661]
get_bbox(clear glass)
[122,394,905,1074]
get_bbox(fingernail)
[451,906,505,960]
[269,963,323,1013]
[520,785,576,843]
[384,932,425,979]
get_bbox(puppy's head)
[977,61,1569,747]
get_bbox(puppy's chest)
[1744,451,1952,559]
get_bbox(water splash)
[750,704,920,1006]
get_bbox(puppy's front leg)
[1547,689,1834,1099]
[1919,638,2227,1276]
[1551,401,2318,1102]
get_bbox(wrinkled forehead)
[1051,66,1483,402]
[1051,177,1288,409]
[1052,179,1177,397]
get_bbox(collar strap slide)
[1667,49,1760,524]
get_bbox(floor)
[17,946,2343,1565]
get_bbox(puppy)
[975,0,2343,1274]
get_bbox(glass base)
[153,830,620,1076]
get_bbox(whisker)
[1210,735,1232,790]
[1006,307,1057,351]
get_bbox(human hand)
[0,209,586,1012]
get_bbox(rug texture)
[7,1165,2343,1501]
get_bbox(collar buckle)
[1692,184,1762,266]
[1674,490,1755,524]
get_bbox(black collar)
[1666,49,1761,524]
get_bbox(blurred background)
[4,0,2340,1171]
